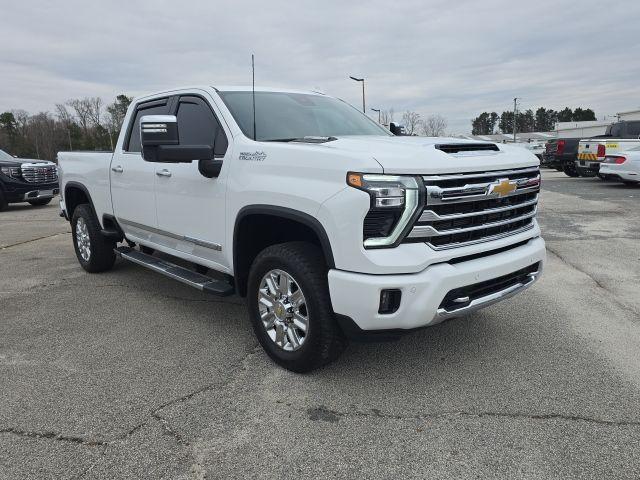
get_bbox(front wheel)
[247,242,347,373]
[71,204,116,273]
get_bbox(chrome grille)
[20,165,58,183]
[405,167,540,250]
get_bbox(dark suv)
[0,149,59,211]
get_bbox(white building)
[555,120,611,139]
[617,109,640,121]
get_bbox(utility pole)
[349,76,366,113]
[371,108,381,123]
[513,97,519,143]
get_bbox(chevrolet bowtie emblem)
[489,179,517,197]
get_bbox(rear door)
[111,97,171,233]
[153,94,231,271]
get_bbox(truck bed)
[58,151,114,223]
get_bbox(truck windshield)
[218,91,391,141]
[0,149,14,161]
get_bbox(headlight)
[0,166,21,179]
[347,172,423,248]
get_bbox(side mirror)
[140,115,213,164]
[140,115,179,147]
[389,122,405,136]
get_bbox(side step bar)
[115,247,234,296]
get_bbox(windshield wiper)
[263,136,337,143]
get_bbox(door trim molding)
[119,218,222,251]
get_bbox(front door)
[153,94,231,272]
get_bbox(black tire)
[247,242,347,373]
[0,190,7,211]
[71,204,116,273]
[597,173,607,181]
[563,162,580,177]
[28,198,52,206]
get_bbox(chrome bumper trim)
[435,268,540,321]
[22,189,57,201]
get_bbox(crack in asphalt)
[307,405,640,428]
[0,345,261,449]
[0,427,107,446]
[0,231,70,250]
[545,246,640,317]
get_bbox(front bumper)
[1,177,59,203]
[328,236,546,331]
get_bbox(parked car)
[599,146,640,185]
[0,149,59,211]
[57,86,545,372]
[542,138,581,177]
[577,121,640,177]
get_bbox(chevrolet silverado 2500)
[57,86,546,372]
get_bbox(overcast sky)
[2,0,639,133]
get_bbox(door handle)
[111,165,123,173]
[156,169,172,177]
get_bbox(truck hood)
[0,157,54,166]
[323,136,539,174]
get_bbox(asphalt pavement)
[1,170,639,479]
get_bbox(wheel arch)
[233,205,335,297]
[64,182,98,224]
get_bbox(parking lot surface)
[1,170,639,479]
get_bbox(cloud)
[1,0,639,133]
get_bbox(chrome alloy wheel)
[258,269,309,351]
[75,217,91,261]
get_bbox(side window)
[125,100,169,153]
[176,97,228,156]
[626,121,640,138]
[609,123,623,137]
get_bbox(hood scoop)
[435,143,500,154]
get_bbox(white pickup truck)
[58,86,545,372]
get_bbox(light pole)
[349,76,365,113]
[371,108,381,123]
[513,97,519,143]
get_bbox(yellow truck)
[577,121,640,177]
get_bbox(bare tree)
[67,98,93,135]
[420,115,448,137]
[56,104,74,150]
[401,110,421,135]
[380,108,395,126]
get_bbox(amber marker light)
[347,172,363,188]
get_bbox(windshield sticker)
[239,151,267,162]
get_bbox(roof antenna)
[252,54,257,141]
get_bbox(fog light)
[379,289,401,314]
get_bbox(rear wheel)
[72,204,116,273]
[28,198,52,206]
[0,191,7,211]
[563,162,580,177]
[247,242,347,372]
